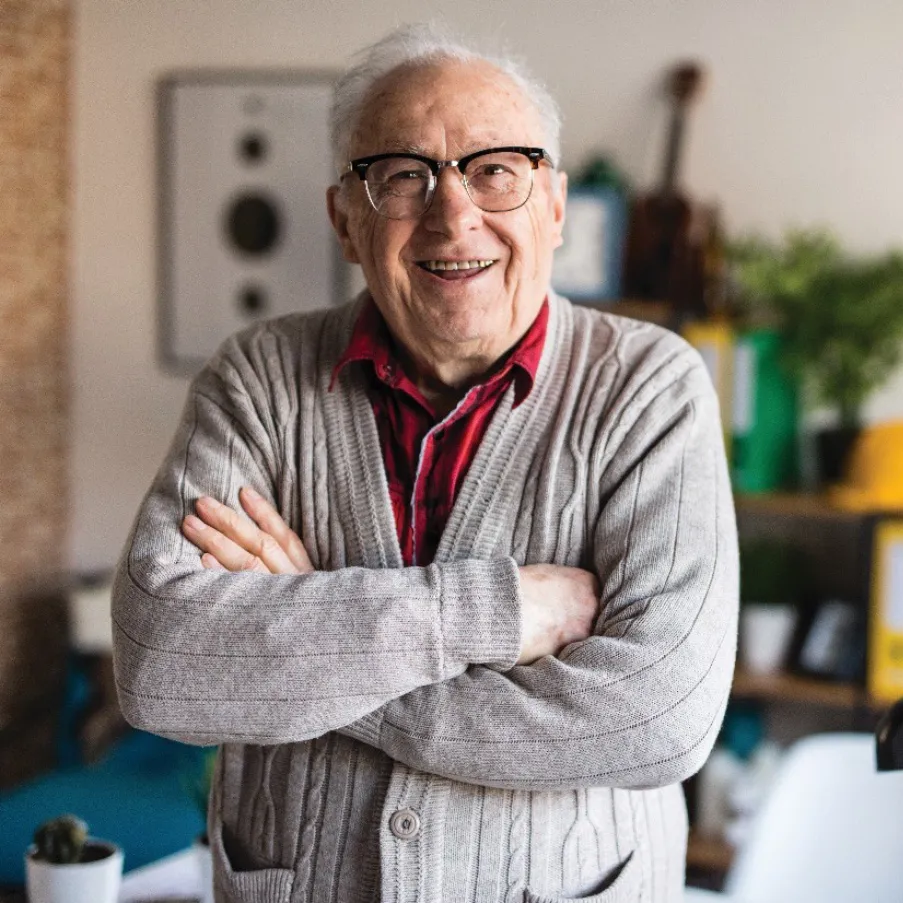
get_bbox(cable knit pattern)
[112,292,738,902]
[505,790,529,902]
[291,734,330,903]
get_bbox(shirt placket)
[408,387,483,566]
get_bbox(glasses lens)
[463,151,534,212]
[364,157,434,219]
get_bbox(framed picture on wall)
[551,186,627,302]
[157,70,342,373]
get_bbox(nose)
[421,166,482,236]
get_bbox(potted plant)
[25,814,123,903]
[729,229,903,484]
[738,539,808,675]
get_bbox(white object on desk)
[27,843,123,903]
[725,732,903,903]
[118,848,202,902]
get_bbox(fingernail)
[197,495,220,510]
[184,514,206,531]
[242,486,261,501]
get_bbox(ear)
[327,184,361,264]
[549,170,567,251]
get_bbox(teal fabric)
[0,729,210,885]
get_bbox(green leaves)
[729,230,903,425]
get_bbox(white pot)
[25,840,123,903]
[195,837,214,903]
[740,603,797,675]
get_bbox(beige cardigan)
[113,293,738,903]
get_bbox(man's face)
[328,60,567,377]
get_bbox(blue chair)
[0,653,211,887]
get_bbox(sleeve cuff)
[437,557,522,673]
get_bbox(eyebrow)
[378,141,429,155]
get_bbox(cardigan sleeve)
[111,358,522,747]
[337,365,739,791]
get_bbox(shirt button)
[389,807,421,840]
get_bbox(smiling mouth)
[416,259,496,280]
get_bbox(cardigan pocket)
[209,809,295,903]
[522,850,640,903]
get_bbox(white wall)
[71,0,903,570]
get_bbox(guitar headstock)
[668,62,705,106]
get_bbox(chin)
[427,304,505,346]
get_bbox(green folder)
[731,329,800,493]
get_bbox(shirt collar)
[331,296,548,408]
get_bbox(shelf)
[577,298,675,327]
[732,669,872,709]
[686,832,735,873]
[734,492,868,520]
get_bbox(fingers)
[238,487,314,573]
[182,512,273,573]
[181,490,315,576]
[182,496,300,574]
[201,553,226,570]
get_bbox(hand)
[181,487,314,574]
[517,565,600,664]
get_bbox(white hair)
[329,23,562,179]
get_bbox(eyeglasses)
[344,146,554,220]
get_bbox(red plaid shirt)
[332,299,548,565]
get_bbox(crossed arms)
[112,335,738,792]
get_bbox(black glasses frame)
[345,146,554,181]
[344,146,554,218]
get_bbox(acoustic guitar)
[623,62,713,317]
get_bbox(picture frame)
[157,69,341,373]
[551,185,627,301]
[795,598,865,682]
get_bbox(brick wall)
[0,0,70,785]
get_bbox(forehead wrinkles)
[352,61,544,157]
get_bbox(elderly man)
[113,25,738,903]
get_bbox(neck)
[395,341,500,417]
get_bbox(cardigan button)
[389,807,421,840]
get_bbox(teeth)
[421,260,494,272]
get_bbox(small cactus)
[33,815,89,864]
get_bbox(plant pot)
[740,603,798,675]
[194,835,214,903]
[815,424,861,487]
[25,840,123,903]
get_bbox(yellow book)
[681,320,734,459]
[868,519,903,703]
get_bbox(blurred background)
[2,0,903,895]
